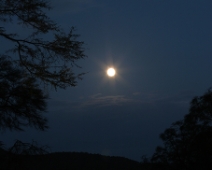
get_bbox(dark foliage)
[0,0,86,89]
[0,0,86,132]
[0,57,48,131]
[151,89,212,170]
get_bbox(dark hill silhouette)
[0,150,141,170]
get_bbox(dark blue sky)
[1,0,212,161]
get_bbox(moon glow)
[107,68,116,77]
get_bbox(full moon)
[107,68,116,77]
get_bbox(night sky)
[1,0,212,161]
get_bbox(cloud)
[48,90,194,115]
[80,93,139,107]
[137,90,194,107]
[132,92,140,96]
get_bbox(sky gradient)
[1,0,212,161]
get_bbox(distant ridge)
[0,151,141,170]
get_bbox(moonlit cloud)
[48,90,193,113]
[135,91,194,106]
[81,93,137,107]
[132,92,140,96]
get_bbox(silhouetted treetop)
[151,89,212,170]
[185,90,212,126]
[0,0,86,89]
[0,0,87,131]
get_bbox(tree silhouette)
[0,0,86,89]
[0,0,86,131]
[0,57,48,131]
[151,89,212,170]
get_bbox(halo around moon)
[107,68,116,77]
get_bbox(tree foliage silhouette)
[0,0,86,131]
[151,89,212,170]
[0,57,48,131]
[0,0,86,89]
